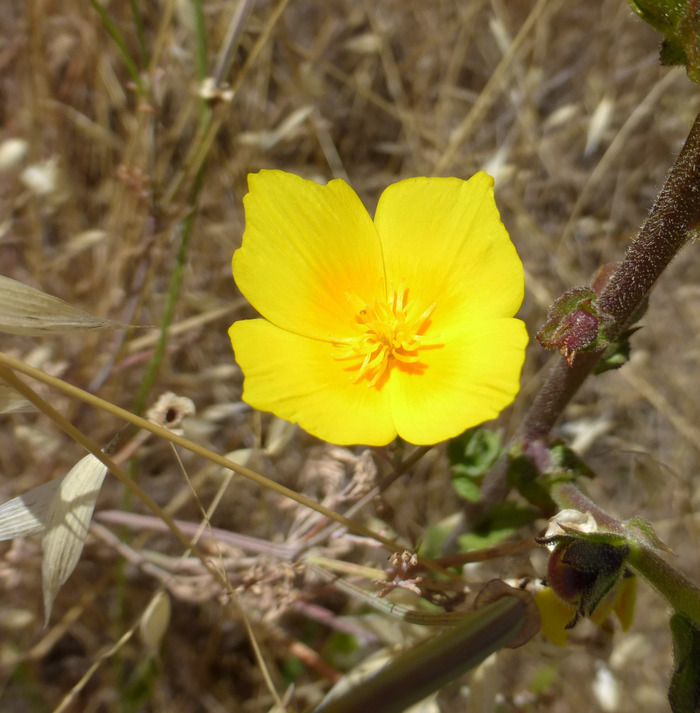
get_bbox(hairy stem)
[554,484,700,624]
[482,106,700,504]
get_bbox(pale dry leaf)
[41,453,108,622]
[20,159,61,196]
[139,590,172,653]
[0,379,34,413]
[0,478,61,540]
[0,275,121,335]
[0,138,28,171]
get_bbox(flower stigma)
[332,280,438,387]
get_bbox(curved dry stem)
[0,351,403,552]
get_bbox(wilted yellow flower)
[535,575,637,647]
[229,170,527,446]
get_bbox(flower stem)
[529,106,700,442]
[597,107,700,331]
[553,483,700,624]
[626,544,700,625]
[482,106,700,503]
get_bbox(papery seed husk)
[0,478,60,540]
[0,379,34,413]
[139,591,172,652]
[0,275,121,335]
[42,453,108,622]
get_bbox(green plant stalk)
[131,209,195,418]
[121,174,199,704]
[127,0,149,66]
[161,0,290,208]
[89,0,143,92]
[192,0,209,82]
[129,0,210,420]
[553,483,700,625]
[627,544,700,625]
[311,596,527,713]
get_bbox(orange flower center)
[332,282,436,387]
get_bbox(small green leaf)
[452,475,481,503]
[548,443,595,479]
[418,514,462,560]
[449,427,503,503]
[448,427,502,478]
[594,327,640,374]
[458,529,516,551]
[507,453,556,511]
[628,0,700,83]
[459,503,539,551]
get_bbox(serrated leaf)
[42,453,108,622]
[0,275,120,335]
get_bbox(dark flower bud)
[537,287,613,366]
[537,532,630,629]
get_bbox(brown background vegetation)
[0,0,698,711]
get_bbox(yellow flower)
[229,170,527,446]
[534,575,637,647]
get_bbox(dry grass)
[0,0,699,711]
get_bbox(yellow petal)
[389,318,528,444]
[373,174,524,334]
[230,319,396,446]
[535,588,575,647]
[612,575,637,632]
[233,171,385,340]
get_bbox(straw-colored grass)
[0,1,698,711]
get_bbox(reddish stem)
[482,106,700,504]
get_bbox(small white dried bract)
[542,508,598,546]
[0,275,120,335]
[0,453,108,622]
[21,160,60,196]
[0,138,28,171]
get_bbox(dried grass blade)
[42,453,108,622]
[0,478,60,540]
[0,275,121,335]
[0,378,33,413]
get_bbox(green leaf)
[669,613,700,713]
[418,514,462,560]
[452,475,482,503]
[628,0,700,83]
[507,453,556,511]
[449,427,503,503]
[458,503,539,551]
[448,427,502,478]
[548,443,595,479]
